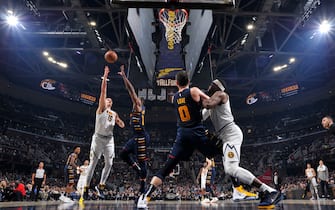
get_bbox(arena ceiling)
[0,0,335,109]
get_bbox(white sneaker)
[233,186,258,201]
[201,198,211,203]
[137,194,148,208]
[95,186,105,199]
[59,195,74,203]
[211,197,219,203]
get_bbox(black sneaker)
[83,186,89,200]
[258,191,281,208]
[95,186,105,200]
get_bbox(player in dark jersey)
[62,146,81,201]
[118,65,150,194]
[321,116,335,135]
[205,158,218,203]
[137,71,210,208]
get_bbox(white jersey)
[209,98,234,133]
[306,168,314,178]
[77,165,89,193]
[95,109,116,136]
[208,97,243,161]
[79,165,89,178]
[200,168,208,189]
[35,169,45,179]
[306,168,317,187]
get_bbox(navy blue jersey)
[130,106,145,133]
[173,88,202,127]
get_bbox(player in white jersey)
[196,158,211,203]
[202,79,281,208]
[305,163,319,200]
[77,160,89,199]
[83,66,125,201]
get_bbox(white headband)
[212,79,225,91]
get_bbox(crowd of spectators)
[1,94,335,202]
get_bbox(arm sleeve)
[202,109,210,120]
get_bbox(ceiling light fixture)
[6,15,19,26]
[273,64,288,72]
[246,24,254,31]
[319,20,331,33]
[289,57,296,64]
[89,21,96,26]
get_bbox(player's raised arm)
[118,65,141,110]
[115,112,125,128]
[97,66,110,114]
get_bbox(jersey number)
[178,105,191,122]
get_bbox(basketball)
[104,50,118,63]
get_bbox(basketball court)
[1,200,335,210]
[1,1,335,210]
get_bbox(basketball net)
[159,9,188,50]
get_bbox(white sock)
[260,184,276,193]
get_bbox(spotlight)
[273,64,288,72]
[47,57,57,64]
[246,24,254,31]
[289,57,296,64]
[273,66,280,71]
[89,21,96,26]
[319,20,331,33]
[43,51,68,69]
[58,62,68,68]
[6,15,19,26]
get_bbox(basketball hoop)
[159,8,188,49]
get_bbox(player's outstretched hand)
[104,66,110,77]
[117,65,126,77]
